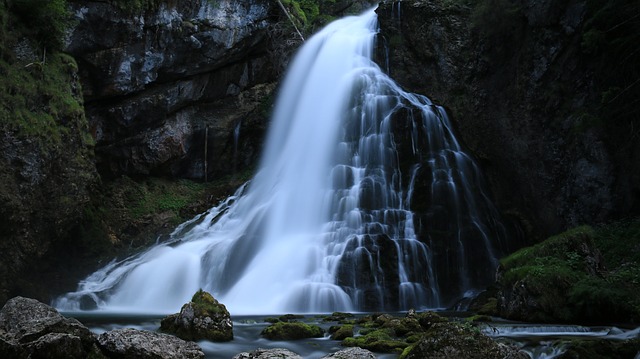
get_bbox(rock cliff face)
[375,0,639,241]
[0,0,282,305]
[65,0,277,179]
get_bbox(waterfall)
[55,8,507,314]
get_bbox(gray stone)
[232,348,302,359]
[97,328,204,359]
[321,347,377,359]
[0,297,94,345]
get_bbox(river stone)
[232,348,302,359]
[160,289,233,341]
[97,328,204,359]
[321,347,377,358]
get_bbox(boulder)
[321,347,377,359]
[0,297,101,358]
[97,328,204,359]
[160,289,233,341]
[232,348,302,359]
[329,324,354,340]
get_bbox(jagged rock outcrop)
[65,0,278,180]
[375,0,639,241]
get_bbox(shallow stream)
[66,311,640,359]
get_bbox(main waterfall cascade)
[56,9,508,314]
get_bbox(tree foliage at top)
[7,0,71,52]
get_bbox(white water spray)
[56,8,506,314]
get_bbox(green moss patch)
[497,220,640,324]
[261,321,324,340]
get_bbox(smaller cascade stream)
[56,8,508,315]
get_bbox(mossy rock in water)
[160,289,233,342]
[557,337,640,359]
[400,322,528,359]
[329,324,354,340]
[261,322,324,340]
[278,314,305,322]
[342,328,409,353]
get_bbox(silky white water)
[56,8,506,314]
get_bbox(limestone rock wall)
[65,0,278,179]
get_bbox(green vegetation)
[191,289,227,316]
[497,220,640,324]
[344,328,410,353]
[0,0,91,151]
[7,0,71,51]
[278,0,339,34]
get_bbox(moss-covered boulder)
[342,328,409,353]
[160,290,232,342]
[556,337,640,359]
[495,224,640,324]
[261,321,324,340]
[329,324,354,340]
[400,322,528,359]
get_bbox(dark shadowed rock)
[402,322,528,359]
[160,289,233,341]
[232,348,302,359]
[375,0,637,244]
[97,328,204,359]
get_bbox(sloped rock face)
[65,0,277,180]
[375,0,637,241]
